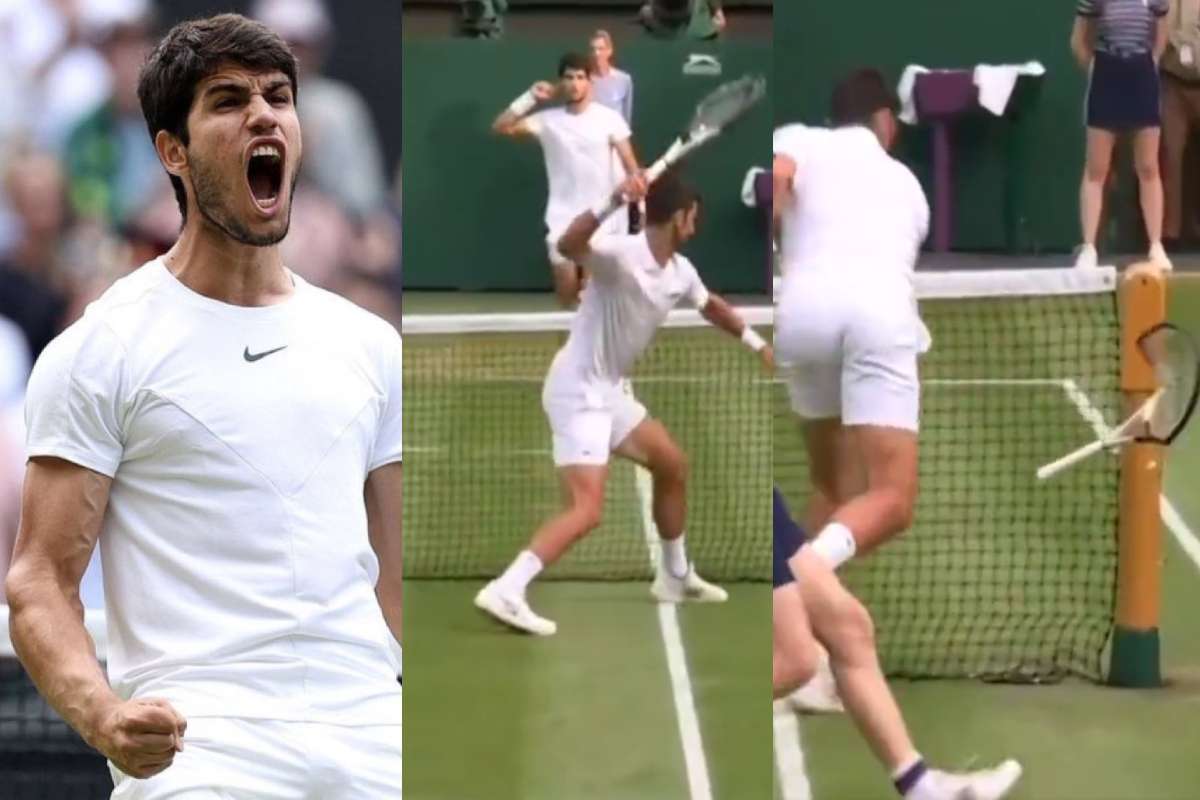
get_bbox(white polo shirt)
[546,233,710,394]
[527,102,631,237]
[24,259,403,725]
[773,123,929,299]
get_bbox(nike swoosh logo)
[243,345,288,362]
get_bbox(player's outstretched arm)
[5,458,186,779]
[491,81,556,137]
[366,461,403,646]
[701,294,774,372]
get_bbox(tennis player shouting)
[772,68,1021,799]
[475,170,773,635]
[5,15,402,798]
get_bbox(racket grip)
[1036,438,1109,480]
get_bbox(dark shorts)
[773,487,806,588]
[1087,50,1162,131]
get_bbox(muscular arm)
[556,206,606,265]
[615,137,641,177]
[5,458,118,748]
[492,108,535,139]
[700,294,774,370]
[1071,17,1096,70]
[365,461,402,645]
[492,82,552,138]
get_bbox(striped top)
[1077,0,1169,54]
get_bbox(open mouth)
[246,144,283,211]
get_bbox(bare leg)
[824,425,918,555]
[791,546,919,773]
[527,464,608,566]
[1133,126,1164,246]
[773,582,817,698]
[1080,127,1117,246]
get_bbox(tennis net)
[774,267,1123,682]
[404,306,773,581]
[0,606,112,797]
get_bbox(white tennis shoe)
[474,581,557,636]
[651,565,728,603]
[912,759,1023,800]
[786,645,844,714]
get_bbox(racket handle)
[645,157,671,184]
[1036,438,1112,480]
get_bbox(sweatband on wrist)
[741,326,767,352]
[509,90,537,116]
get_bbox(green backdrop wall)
[776,2,1145,254]
[402,40,772,291]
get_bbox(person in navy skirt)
[1072,0,1172,270]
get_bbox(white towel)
[896,64,930,124]
[972,61,1046,116]
[741,166,765,208]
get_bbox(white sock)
[891,754,931,799]
[810,522,857,570]
[660,535,689,578]
[497,550,543,594]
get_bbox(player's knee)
[572,498,604,532]
[1136,159,1160,183]
[653,447,688,485]
[1084,161,1109,184]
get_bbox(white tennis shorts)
[776,279,928,432]
[542,373,646,466]
[109,717,402,799]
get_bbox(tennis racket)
[1036,322,1200,480]
[644,74,767,184]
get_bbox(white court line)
[773,702,813,800]
[634,466,714,800]
[1059,381,1200,574]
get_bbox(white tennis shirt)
[527,102,631,236]
[547,233,710,394]
[24,259,403,724]
[773,123,929,295]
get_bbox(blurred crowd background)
[0,0,403,587]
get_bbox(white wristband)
[509,89,537,117]
[590,194,622,222]
[740,326,766,352]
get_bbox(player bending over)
[773,488,1022,800]
[475,170,773,635]
[493,53,641,308]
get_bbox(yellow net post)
[1109,265,1166,687]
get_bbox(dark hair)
[137,13,298,220]
[646,170,701,225]
[558,52,591,77]
[830,68,899,127]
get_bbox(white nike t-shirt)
[527,102,631,236]
[24,259,403,725]
[547,233,710,394]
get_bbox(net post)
[1109,265,1166,688]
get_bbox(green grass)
[404,582,770,800]
[404,324,771,580]
[403,299,772,798]
[781,276,1200,799]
